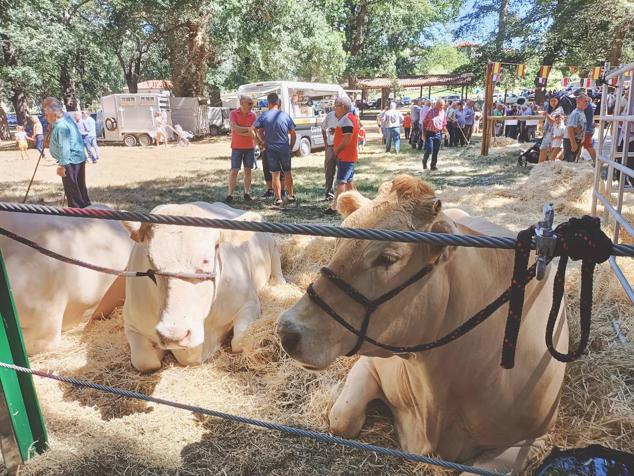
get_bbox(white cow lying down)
[122,202,284,373]
[0,210,133,354]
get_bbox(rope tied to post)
[501,216,613,369]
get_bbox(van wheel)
[209,125,220,136]
[138,134,152,147]
[123,134,138,147]
[297,137,311,157]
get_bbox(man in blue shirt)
[43,97,91,208]
[254,92,297,206]
[82,111,99,163]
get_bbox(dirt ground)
[1,130,632,475]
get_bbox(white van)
[237,81,347,156]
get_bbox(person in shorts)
[325,96,359,215]
[254,92,296,206]
[563,94,588,162]
[357,122,366,152]
[226,94,257,203]
[15,125,29,160]
[549,113,566,160]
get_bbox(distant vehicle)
[208,107,231,136]
[238,80,347,157]
[445,95,461,102]
[367,98,380,108]
[401,97,411,106]
[505,93,520,104]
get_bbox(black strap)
[501,216,612,369]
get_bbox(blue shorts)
[231,149,255,169]
[336,161,355,183]
[266,149,291,173]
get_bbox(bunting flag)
[580,78,593,88]
[568,65,578,74]
[492,73,501,83]
[591,66,602,80]
[539,65,552,78]
[609,77,619,87]
[562,77,570,87]
[515,64,526,78]
[491,62,502,76]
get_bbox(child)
[357,122,366,152]
[403,113,412,140]
[15,125,29,160]
[549,113,565,161]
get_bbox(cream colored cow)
[0,210,133,354]
[278,176,568,474]
[122,202,284,373]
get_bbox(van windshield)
[289,88,338,118]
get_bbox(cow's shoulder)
[442,209,514,238]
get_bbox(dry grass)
[2,133,632,475]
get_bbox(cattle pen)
[2,65,634,474]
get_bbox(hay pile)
[20,158,633,475]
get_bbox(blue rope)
[0,361,504,476]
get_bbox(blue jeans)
[423,130,442,169]
[266,148,292,173]
[231,149,255,169]
[82,135,99,162]
[385,127,400,153]
[336,161,355,183]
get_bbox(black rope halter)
[307,263,435,356]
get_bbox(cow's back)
[0,211,133,353]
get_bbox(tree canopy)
[0,0,632,120]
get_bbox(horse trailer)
[170,97,209,137]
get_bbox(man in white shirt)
[321,107,339,200]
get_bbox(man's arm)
[255,127,266,147]
[230,117,252,136]
[289,129,297,150]
[567,125,577,150]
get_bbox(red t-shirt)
[334,112,359,162]
[230,109,256,149]
[403,115,412,128]
[358,127,366,142]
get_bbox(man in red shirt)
[226,95,257,203]
[403,113,412,140]
[422,99,449,171]
[325,96,359,215]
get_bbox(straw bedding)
[18,157,633,475]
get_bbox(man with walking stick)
[43,97,91,208]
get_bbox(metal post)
[0,248,48,471]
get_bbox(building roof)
[137,80,173,90]
[454,41,479,48]
[354,73,474,90]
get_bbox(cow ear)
[336,191,370,217]
[122,221,152,243]
[219,211,262,243]
[429,219,457,263]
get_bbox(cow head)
[123,204,258,350]
[278,176,457,369]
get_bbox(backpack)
[559,95,577,115]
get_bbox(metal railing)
[592,62,634,303]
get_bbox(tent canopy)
[353,73,474,90]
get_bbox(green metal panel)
[0,247,47,461]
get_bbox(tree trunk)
[608,23,627,67]
[60,59,78,111]
[208,85,222,107]
[169,12,212,97]
[346,0,368,88]
[495,0,509,50]
[0,105,9,140]
[11,88,30,126]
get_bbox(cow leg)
[171,346,203,367]
[268,242,285,285]
[126,330,164,373]
[329,357,382,438]
[230,299,261,353]
[460,438,545,475]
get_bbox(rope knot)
[554,216,612,263]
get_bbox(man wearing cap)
[563,93,589,162]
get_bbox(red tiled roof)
[454,41,479,48]
[355,73,474,89]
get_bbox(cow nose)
[156,324,191,344]
[279,328,302,355]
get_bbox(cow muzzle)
[156,323,194,348]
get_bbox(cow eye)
[202,259,210,265]
[374,252,400,267]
